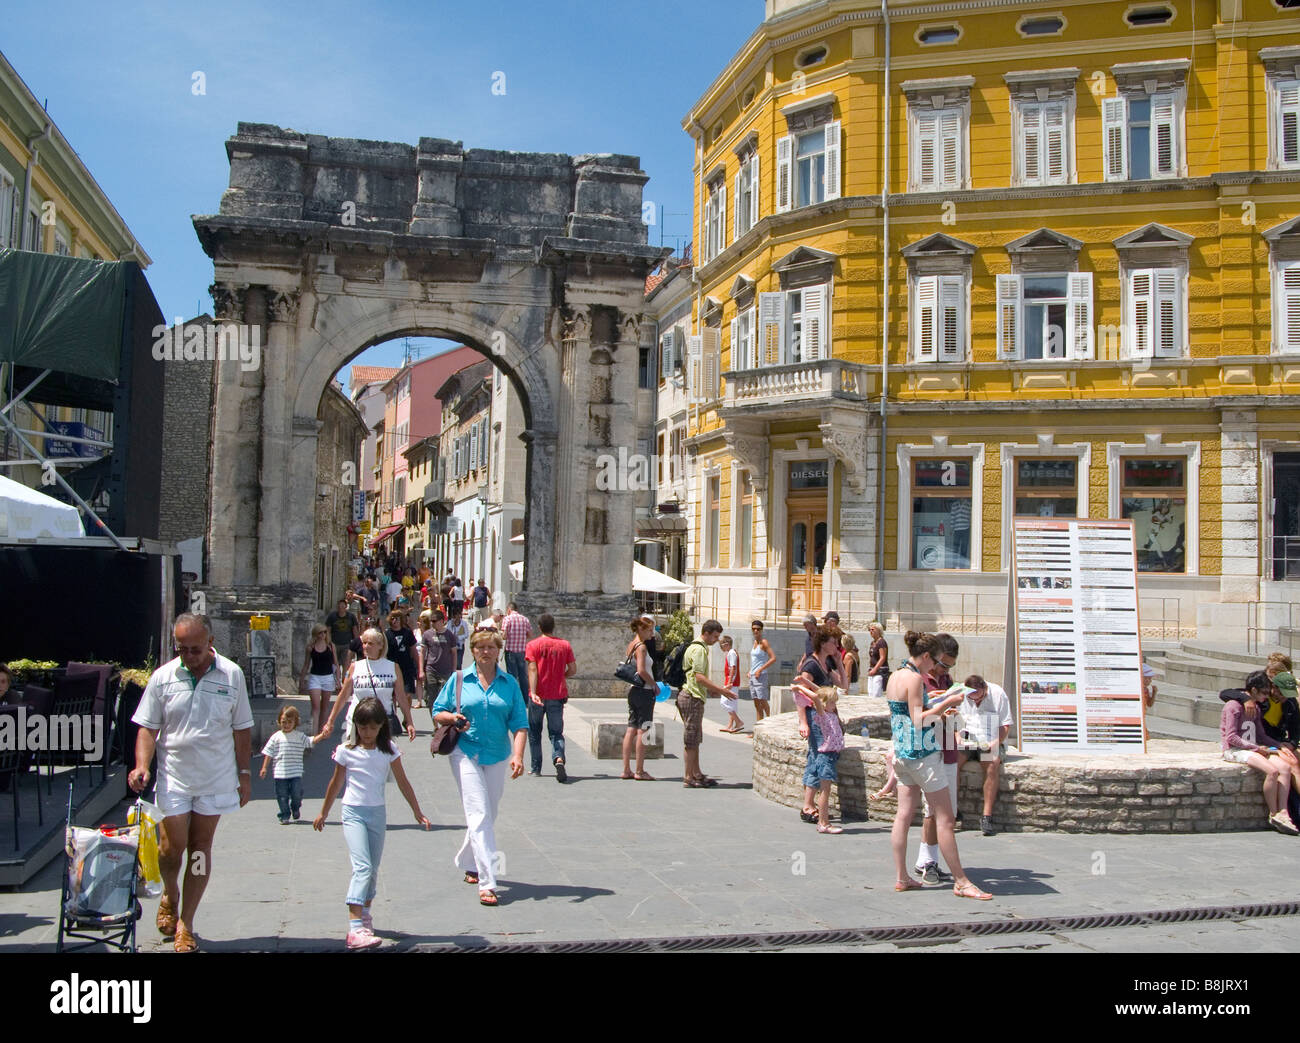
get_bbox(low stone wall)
[752,697,1270,833]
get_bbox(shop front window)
[911,458,973,569]
[1014,458,1077,517]
[1121,457,1187,572]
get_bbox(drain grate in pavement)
[413,901,1300,953]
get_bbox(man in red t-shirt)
[524,612,577,782]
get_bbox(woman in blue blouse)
[432,627,528,906]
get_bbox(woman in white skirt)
[300,623,340,734]
[319,629,417,745]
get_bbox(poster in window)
[914,530,947,570]
[1125,497,1186,572]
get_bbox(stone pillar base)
[514,591,638,699]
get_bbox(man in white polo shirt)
[129,612,253,953]
[956,674,1013,836]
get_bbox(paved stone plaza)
[3,699,1297,953]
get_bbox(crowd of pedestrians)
[119,561,1300,947]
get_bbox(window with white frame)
[735,469,753,568]
[775,122,841,212]
[53,231,69,255]
[756,285,830,366]
[734,150,759,237]
[912,274,965,362]
[729,307,757,370]
[704,177,726,262]
[1103,60,1190,181]
[1276,80,1300,169]
[24,209,40,251]
[1016,101,1070,186]
[0,172,15,248]
[706,475,721,568]
[660,325,686,380]
[1275,261,1300,353]
[911,108,963,190]
[1124,267,1185,358]
[996,272,1094,360]
[910,457,974,570]
[1120,457,1187,572]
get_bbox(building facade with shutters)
[679,0,1300,641]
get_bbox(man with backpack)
[673,619,728,788]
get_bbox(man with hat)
[1261,670,1300,777]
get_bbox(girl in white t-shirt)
[314,697,429,951]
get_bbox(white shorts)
[721,691,739,714]
[867,675,884,699]
[921,760,961,814]
[1222,748,1254,765]
[893,752,947,792]
[308,673,337,692]
[155,776,240,818]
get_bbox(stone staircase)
[1143,640,1267,742]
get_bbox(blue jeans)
[528,699,566,773]
[341,803,386,907]
[274,776,303,820]
[505,650,530,700]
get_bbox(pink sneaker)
[346,926,383,951]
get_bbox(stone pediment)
[1006,228,1082,253]
[772,245,836,288]
[900,232,977,258]
[1006,227,1083,273]
[1264,216,1300,262]
[1113,223,1194,249]
[730,273,756,310]
[773,245,837,271]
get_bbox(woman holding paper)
[887,631,991,900]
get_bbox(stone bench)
[591,720,665,759]
[752,696,1270,834]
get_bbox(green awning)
[0,249,128,382]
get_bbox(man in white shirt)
[129,613,253,952]
[956,675,1013,836]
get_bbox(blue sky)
[3,0,756,382]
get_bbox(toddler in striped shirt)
[260,705,320,823]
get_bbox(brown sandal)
[633,771,655,781]
[479,889,499,906]
[173,922,199,953]
[156,896,177,937]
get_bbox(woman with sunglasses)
[318,628,416,746]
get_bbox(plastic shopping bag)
[126,799,163,898]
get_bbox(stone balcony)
[721,358,873,418]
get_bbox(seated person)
[1220,671,1297,835]
[1259,671,1300,795]
[956,675,1012,836]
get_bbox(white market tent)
[0,473,85,539]
[508,558,690,595]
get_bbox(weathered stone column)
[257,289,298,586]
[520,428,558,592]
[1219,408,1261,603]
[206,281,254,587]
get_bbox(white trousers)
[448,748,508,890]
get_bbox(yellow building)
[677,0,1300,642]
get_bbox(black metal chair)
[45,674,100,794]
[0,739,23,850]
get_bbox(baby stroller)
[56,782,145,953]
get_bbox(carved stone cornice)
[722,424,769,487]
[210,282,246,321]
[819,410,867,495]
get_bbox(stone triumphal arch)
[194,123,666,690]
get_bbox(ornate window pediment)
[1264,215,1300,264]
[730,273,756,311]
[1114,222,1193,268]
[1004,67,1080,103]
[900,232,976,276]
[1006,228,1083,272]
[1110,58,1191,96]
[772,245,836,290]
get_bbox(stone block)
[1062,782,1098,795]
[1166,782,1194,796]
[1137,783,1166,795]
[1194,781,1224,794]
[1100,783,1136,796]
[591,720,663,759]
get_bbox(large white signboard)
[1012,518,1146,754]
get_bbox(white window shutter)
[823,120,842,200]
[703,326,721,399]
[1068,272,1094,360]
[1022,102,1042,184]
[749,153,760,227]
[798,285,828,362]
[939,275,963,361]
[1131,270,1154,357]
[915,276,937,361]
[758,291,785,365]
[776,135,793,213]
[717,182,727,252]
[1152,92,1178,176]
[688,334,703,399]
[1282,264,1300,351]
[1103,96,1127,181]
[469,425,479,470]
[996,274,1021,360]
[1278,82,1299,166]
[1045,102,1067,183]
[730,316,742,371]
[1154,269,1181,356]
[916,112,938,189]
[940,110,962,187]
[733,170,742,240]
[661,327,676,376]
